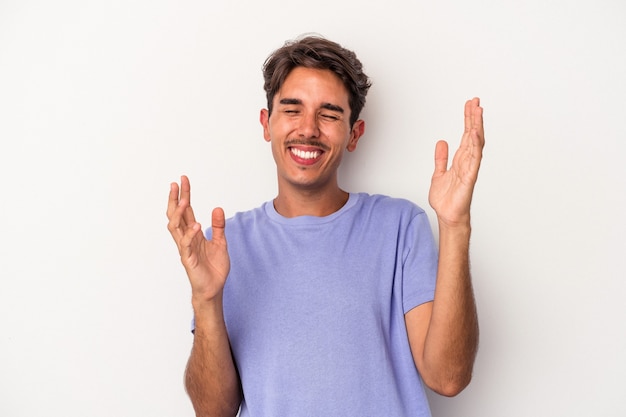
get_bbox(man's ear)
[260,109,271,142]
[346,120,365,152]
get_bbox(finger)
[211,207,227,242]
[466,100,485,177]
[167,201,189,243]
[181,199,197,226]
[460,98,476,149]
[167,181,193,242]
[167,181,189,244]
[180,175,191,200]
[467,98,483,135]
[469,125,485,172]
[166,182,180,219]
[180,175,197,225]
[179,222,203,260]
[464,99,473,135]
[471,99,485,146]
[433,140,449,177]
[462,98,484,152]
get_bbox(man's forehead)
[275,67,349,106]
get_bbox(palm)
[429,98,484,226]
[183,214,230,298]
[167,176,231,302]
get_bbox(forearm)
[185,297,242,417]
[422,221,479,396]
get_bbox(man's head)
[262,36,371,127]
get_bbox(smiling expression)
[260,67,365,193]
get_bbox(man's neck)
[273,187,350,218]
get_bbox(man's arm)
[185,299,242,417]
[167,176,242,416]
[405,224,478,396]
[405,98,484,396]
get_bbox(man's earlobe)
[260,109,271,142]
[347,120,365,152]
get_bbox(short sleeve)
[401,211,438,314]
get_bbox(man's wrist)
[437,215,472,235]
[192,293,224,322]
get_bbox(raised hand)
[167,175,230,305]
[428,98,485,227]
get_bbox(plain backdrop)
[1,1,625,416]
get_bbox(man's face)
[260,67,364,193]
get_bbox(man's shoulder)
[226,201,269,225]
[353,192,426,216]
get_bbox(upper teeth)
[291,148,320,159]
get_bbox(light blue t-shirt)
[208,193,438,417]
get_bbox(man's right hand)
[167,175,230,307]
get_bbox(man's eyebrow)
[321,103,345,113]
[278,98,344,114]
[279,98,302,105]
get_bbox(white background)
[1,1,625,416]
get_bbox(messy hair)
[262,35,372,126]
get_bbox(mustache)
[285,139,330,151]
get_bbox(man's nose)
[297,112,320,138]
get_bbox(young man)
[167,36,484,417]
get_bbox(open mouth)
[286,141,328,165]
[290,147,321,160]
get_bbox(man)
[167,35,484,417]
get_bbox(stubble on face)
[263,67,356,193]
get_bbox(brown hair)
[262,35,372,126]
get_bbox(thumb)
[211,207,226,241]
[433,140,449,176]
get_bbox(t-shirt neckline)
[264,193,360,225]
